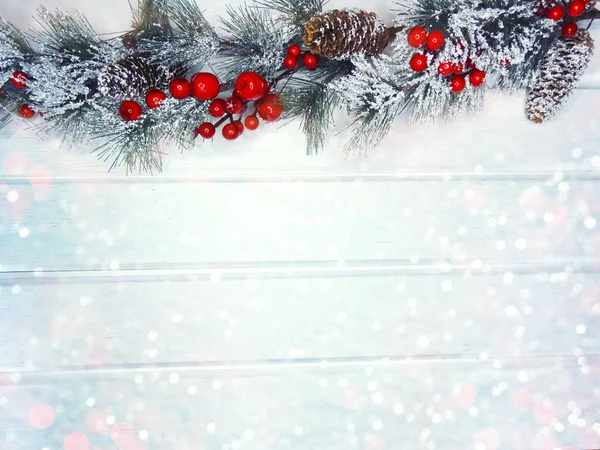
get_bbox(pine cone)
[303,9,390,59]
[97,56,175,99]
[526,30,594,123]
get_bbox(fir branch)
[280,77,337,154]
[87,97,207,172]
[94,123,164,173]
[0,18,32,54]
[34,7,100,55]
[167,0,214,36]
[0,93,20,130]
[218,4,293,81]
[131,0,171,36]
[333,54,408,154]
[0,18,33,85]
[254,0,326,32]
[137,0,219,70]
[344,106,401,155]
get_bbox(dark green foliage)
[34,8,100,55]
[218,4,291,82]
[132,0,171,36]
[255,0,326,32]
[280,77,335,154]
[137,0,219,70]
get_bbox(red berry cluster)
[543,0,594,37]
[407,27,446,73]
[118,44,315,139]
[7,70,37,119]
[283,44,318,71]
[118,71,222,122]
[438,57,486,93]
[195,71,283,141]
[407,28,486,93]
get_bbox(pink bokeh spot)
[341,388,367,411]
[473,428,501,450]
[28,164,53,189]
[532,431,557,449]
[64,432,90,450]
[544,204,570,229]
[86,409,109,434]
[463,186,488,210]
[363,434,386,450]
[508,388,533,412]
[518,186,547,214]
[532,399,557,425]
[2,151,28,175]
[110,422,143,450]
[581,289,600,315]
[29,403,55,429]
[452,382,478,407]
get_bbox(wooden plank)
[2,178,600,271]
[2,272,598,369]
[2,359,599,449]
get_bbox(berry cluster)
[6,70,37,119]
[407,28,486,93]
[195,71,283,141]
[542,0,594,37]
[118,71,222,122]
[118,44,318,141]
[283,44,318,71]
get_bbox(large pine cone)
[526,30,594,123]
[97,56,174,99]
[303,9,390,59]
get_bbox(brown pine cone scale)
[303,9,390,59]
[526,30,594,123]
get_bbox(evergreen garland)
[0,0,598,172]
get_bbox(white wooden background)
[1,1,600,449]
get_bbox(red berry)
[190,72,220,101]
[437,61,454,77]
[303,54,318,70]
[468,70,486,87]
[407,27,427,48]
[567,0,585,16]
[466,57,476,69]
[256,93,284,122]
[500,58,511,67]
[169,77,191,99]
[10,71,28,89]
[450,76,466,93]
[222,123,240,140]
[226,96,243,114]
[287,45,301,57]
[235,72,268,101]
[453,61,464,75]
[119,100,143,121]
[234,120,244,136]
[410,54,428,72]
[17,104,35,119]
[244,115,260,130]
[209,98,227,118]
[145,89,167,109]
[547,5,565,20]
[426,30,445,51]
[562,22,579,37]
[283,56,297,69]
[197,122,216,139]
